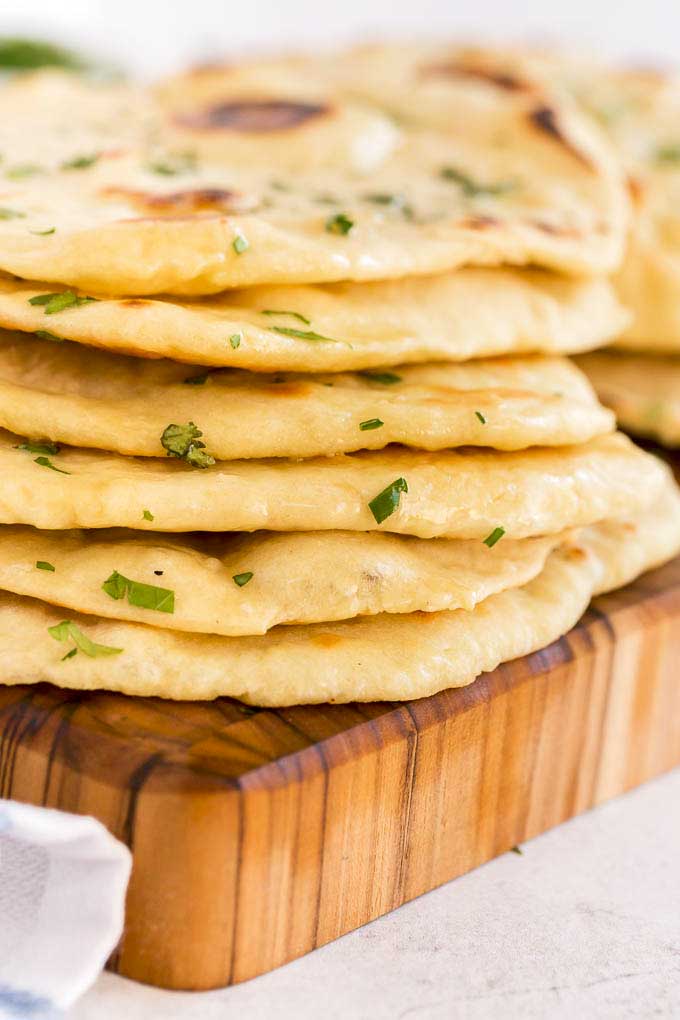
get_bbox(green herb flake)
[34,455,70,475]
[36,561,55,572]
[147,151,196,176]
[34,330,64,342]
[16,440,60,455]
[0,207,26,220]
[142,509,154,522]
[48,619,122,658]
[232,571,254,588]
[440,165,516,197]
[511,845,523,856]
[28,290,97,315]
[368,477,408,524]
[359,418,384,431]
[655,144,680,165]
[29,226,56,235]
[483,526,506,548]
[6,164,42,179]
[475,411,487,424]
[183,372,210,386]
[272,326,345,345]
[229,333,242,349]
[359,370,402,385]
[326,212,354,235]
[62,647,78,661]
[232,234,249,254]
[61,153,99,171]
[102,570,175,614]
[363,192,414,219]
[0,38,87,72]
[261,309,311,325]
[160,421,215,468]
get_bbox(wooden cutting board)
[1,547,679,991]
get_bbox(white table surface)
[71,767,680,1020]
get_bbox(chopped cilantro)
[368,477,408,524]
[142,509,154,522]
[510,845,523,855]
[34,330,64,342]
[229,333,242,349]
[359,418,384,431]
[147,151,196,176]
[0,207,26,220]
[36,561,55,572]
[29,227,56,235]
[160,421,215,468]
[483,526,505,548]
[34,455,70,474]
[261,309,311,325]
[359,370,402,385]
[6,164,42,179]
[475,411,487,424]
[102,570,175,614]
[0,38,87,72]
[28,290,97,315]
[61,153,99,170]
[48,619,122,658]
[232,571,254,587]
[363,192,414,218]
[16,440,60,455]
[655,144,680,164]
[232,234,249,254]
[62,647,78,661]
[326,212,354,235]
[440,165,515,197]
[272,326,344,344]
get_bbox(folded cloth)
[0,800,131,1019]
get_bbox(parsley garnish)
[368,477,408,524]
[147,152,196,176]
[16,440,60,455]
[440,166,515,197]
[0,207,26,220]
[34,330,63,342]
[475,411,486,424]
[61,153,99,170]
[272,326,344,344]
[34,455,70,474]
[102,570,175,614]
[483,527,505,548]
[261,309,311,325]
[142,509,154,522]
[62,647,78,661]
[359,418,384,431]
[48,620,122,659]
[232,571,254,587]
[363,193,414,219]
[655,144,680,164]
[0,38,87,71]
[359,370,402,385]
[229,333,242,349]
[511,845,523,855]
[160,421,215,468]
[233,234,249,254]
[29,227,56,235]
[28,290,97,315]
[6,164,42,179]
[326,212,354,235]
[36,561,55,572]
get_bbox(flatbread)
[0,271,628,371]
[0,55,628,294]
[0,429,666,537]
[0,335,613,457]
[577,350,680,447]
[2,482,677,704]
[0,526,563,635]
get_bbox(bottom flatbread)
[1,480,678,705]
[578,351,680,447]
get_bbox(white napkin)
[0,800,131,1019]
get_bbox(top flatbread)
[0,57,628,294]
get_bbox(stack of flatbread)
[0,48,676,706]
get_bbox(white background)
[2,0,680,77]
